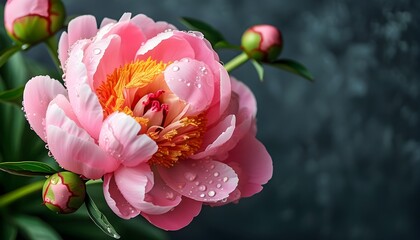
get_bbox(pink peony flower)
[23,13,272,230]
[4,0,66,44]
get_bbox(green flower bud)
[42,171,86,214]
[4,0,66,44]
[241,24,283,62]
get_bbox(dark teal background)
[2,0,420,239]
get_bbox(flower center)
[96,58,206,168]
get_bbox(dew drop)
[33,113,37,117]
[186,82,191,87]
[177,182,186,189]
[221,198,228,203]
[208,180,213,184]
[216,183,222,189]
[194,181,200,186]
[213,172,220,177]
[184,172,197,181]
[165,191,175,200]
[106,227,112,233]
[45,144,49,149]
[199,193,206,198]
[172,65,180,72]
[198,185,207,191]
[208,190,216,197]
[93,48,102,55]
[209,164,215,169]
[223,177,229,182]
[195,83,202,89]
[48,151,53,157]
[21,107,24,111]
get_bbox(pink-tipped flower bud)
[42,171,86,214]
[4,0,66,44]
[241,24,283,62]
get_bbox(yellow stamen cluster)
[148,114,206,168]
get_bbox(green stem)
[45,36,62,75]
[0,180,44,208]
[224,52,249,73]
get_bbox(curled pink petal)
[226,133,273,197]
[159,159,238,202]
[131,14,176,39]
[99,112,157,167]
[139,173,182,215]
[113,165,153,211]
[46,104,119,179]
[103,173,140,219]
[23,76,67,141]
[142,197,202,231]
[164,59,214,115]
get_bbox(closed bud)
[4,0,66,44]
[241,24,283,62]
[42,171,86,214]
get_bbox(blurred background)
[1,0,420,239]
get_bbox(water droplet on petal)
[45,144,49,149]
[172,65,180,72]
[213,172,220,177]
[93,48,102,55]
[106,227,111,233]
[186,82,191,87]
[48,151,53,157]
[194,181,200,186]
[177,182,186,189]
[184,172,197,181]
[221,198,228,203]
[165,191,175,200]
[208,180,213,184]
[199,193,206,198]
[209,164,215,169]
[216,183,222,189]
[223,177,229,182]
[208,190,216,197]
[198,185,207,191]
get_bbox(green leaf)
[270,59,314,82]
[85,193,120,239]
[0,86,24,105]
[0,45,23,68]
[179,17,231,49]
[0,161,58,177]
[251,59,264,81]
[14,215,61,240]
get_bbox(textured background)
[11,0,420,239]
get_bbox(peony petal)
[103,173,140,219]
[58,32,69,69]
[164,59,214,115]
[99,112,158,167]
[100,17,117,28]
[159,159,238,202]
[231,77,257,118]
[192,115,236,160]
[46,104,119,179]
[131,14,177,39]
[206,63,232,125]
[136,31,195,63]
[142,197,202,231]
[84,35,122,89]
[67,15,98,49]
[23,76,67,141]
[226,133,273,197]
[137,173,182,215]
[113,165,154,212]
